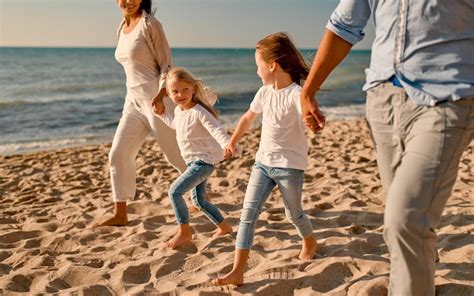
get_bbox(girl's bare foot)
[213,220,232,237]
[298,235,318,260]
[189,205,200,214]
[212,270,244,286]
[93,215,128,227]
[166,224,193,249]
[166,232,192,249]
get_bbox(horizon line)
[0,45,371,52]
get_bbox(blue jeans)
[169,160,224,225]
[236,162,314,249]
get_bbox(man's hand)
[301,91,326,133]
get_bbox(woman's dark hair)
[140,0,152,14]
[256,32,310,85]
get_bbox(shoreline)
[1,119,472,295]
[0,107,366,156]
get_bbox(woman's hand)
[152,88,168,115]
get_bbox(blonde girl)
[156,67,234,248]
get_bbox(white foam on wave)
[0,136,111,156]
[1,104,365,155]
[219,103,365,128]
[321,104,366,120]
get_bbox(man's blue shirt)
[327,0,474,106]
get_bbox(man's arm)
[301,30,353,132]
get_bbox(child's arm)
[198,109,230,146]
[225,109,258,156]
[156,105,176,129]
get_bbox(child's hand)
[224,143,236,159]
[152,95,166,114]
[223,148,233,160]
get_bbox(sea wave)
[0,136,111,156]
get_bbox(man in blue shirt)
[301,1,474,295]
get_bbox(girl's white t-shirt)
[159,104,230,165]
[115,16,160,101]
[250,83,308,171]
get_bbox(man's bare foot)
[213,220,232,237]
[93,215,128,227]
[212,270,244,286]
[298,236,318,260]
[166,231,193,249]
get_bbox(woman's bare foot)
[166,224,193,249]
[93,215,128,227]
[212,270,244,286]
[213,220,232,237]
[298,235,318,260]
[93,202,128,227]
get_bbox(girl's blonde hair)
[166,67,219,118]
[256,32,310,85]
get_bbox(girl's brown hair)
[166,67,219,118]
[256,32,309,85]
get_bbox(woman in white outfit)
[96,0,186,226]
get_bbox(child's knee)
[286,210,305,224]
[191,196,206,209]
[240,207,259,225]
[169,187,183,202]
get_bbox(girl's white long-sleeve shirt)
[159,104,230,164]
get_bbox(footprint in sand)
[0,263,12,276]
[347,276,389,296]
[82,285,114,296]
[304,261,354,293]
[182,254,209,271]
[122,264,151,284]
[0,230,44,245]
[47,278,71,292]
[6,274,32,292]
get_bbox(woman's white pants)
[109,98,186,202]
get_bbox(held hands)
[223,143,240,160]
[152,92,166,115]
[301,91,326,133]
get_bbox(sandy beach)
[0,119,472,295]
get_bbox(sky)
[0,0,374,49]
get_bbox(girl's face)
[255,50,274,85]
[117,0,142,17]
[168,79,196,110]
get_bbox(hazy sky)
[0,0,374,49]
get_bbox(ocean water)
[0,47,370,155]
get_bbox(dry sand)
[0,119,472,295]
